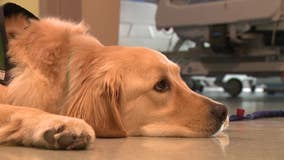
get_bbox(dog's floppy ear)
[64,69,127,137]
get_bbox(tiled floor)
[0,90,283,160]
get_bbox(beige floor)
[0,91,283,160]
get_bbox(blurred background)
[119,0,284,100]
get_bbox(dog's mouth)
[213,116,229,137]
[186,115,229,137]
[137,118,229,138]
[189,125,223,137]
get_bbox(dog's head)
[117,47,228,137]
[65,45,228,138]
[5,14,228,138]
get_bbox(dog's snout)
[211,104,228,122]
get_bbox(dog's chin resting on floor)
[0,15,228,150]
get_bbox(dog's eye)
[154,79,170,92]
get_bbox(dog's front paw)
[33,116,95,150]
[43,124,93,150]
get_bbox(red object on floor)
[236,108,245,117]
[280,72,284,81]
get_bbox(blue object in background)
[230,110,284,121]
[246,110,284,119]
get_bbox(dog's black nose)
[211,104,228,122]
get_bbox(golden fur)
[0,15,228,150]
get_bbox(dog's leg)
[0,104,95,150]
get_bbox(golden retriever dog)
[0,14,228,150]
